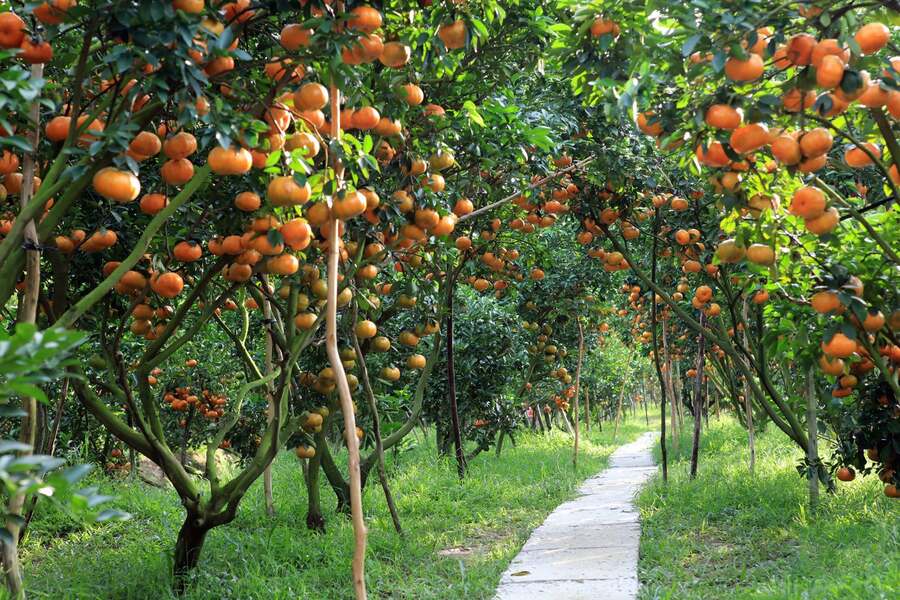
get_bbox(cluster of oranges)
[811,284,900,397]
[163,385,228,422]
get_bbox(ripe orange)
[173,240,202,262]
[438,20,467,50]
[724,54,764,81]
[816,54,845,89]
[208,146,252,175]
[280,23,312,50]
[730,123,769,154]
[770,135,802,165]
[855,23,890,55]
[786,33,816,66]
[836,467,855,482]
[163,132,197,160]
[822,332,856,358]
[93,167,140,203]
[0,12,25,49]
[294,82,329,111]
[798,128,833,158]
[151,272,184,298]
[811,290,841,314]
[347,5,382,33]
[789,186,826,219]
[804,207,839,235]
[159,156,195,186]
[705,104,741,129]
[379,42,411,68]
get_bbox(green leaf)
[463,100,486,127]
[681,34,702,57]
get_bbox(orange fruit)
[705,104,741,129]
[790,186,827,219]
[724,54,764,81]
[855,23,890,55]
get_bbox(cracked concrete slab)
[494,432,657,600]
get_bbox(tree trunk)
[445,278,465,478]
[351,306,402,535]
[262,283,275,517]
[740,301,756,473]
[572,320,584,469]
[173,514,210,594]
[305,449,326,532]
[613,382,625,441]
[3,63,44,600]
[584,387,591,432]
[806,368,819,510]
[689,312,706,480]
[672,359,683,448]
[326,50,367,600]
[661,316,678,453]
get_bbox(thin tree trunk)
[613,382,625,441]
[262,283,275,517]
[45,377,69,456]
[739,299,756,473]
[584,387,591,432]
[21,375,71,537]
[445,277,465,478]
[689,312,706,480]
[643,386,650,426]
[572,320,584,468]
[327,60,366,600]
[305,434,326,532]
[3,63,44,600]
[661,316,678,454]
[806,368,819,510]
[673,359,684,445]
[351,305,402,536]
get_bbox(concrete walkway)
[495,431,657,600]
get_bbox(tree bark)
[173,513,210,594]
[262,281,275,517]
[3,63,44,600]
[806,368,819,510]
[351,305,402,536]
[689,312,706,480]
[740,302,756,473]
[305,446,326,532]
[613,381,625,441]
[326,48,367,600]
[572,320,584,469]
[445,277,465,478]
[584,387,591,432]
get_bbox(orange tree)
[0,0,622,596]
[554,0,899,499]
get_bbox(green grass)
[637,417,900,600]
[19,415,651,599]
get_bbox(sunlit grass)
[20,414,653,599]
[637,417,900,600]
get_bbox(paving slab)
[494,431,657,600]
[523,522,641,551]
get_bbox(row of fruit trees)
[0,0,897,598]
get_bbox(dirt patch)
[438,528,519,561]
